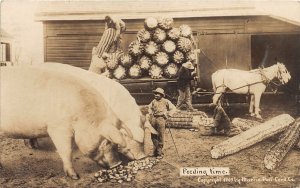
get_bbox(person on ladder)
[89,15,126,74]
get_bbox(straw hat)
[182,61,195,70]
[153,88,165,97]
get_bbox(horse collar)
[259,69,270,85]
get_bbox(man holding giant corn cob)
[89,15,126,74]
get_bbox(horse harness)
[215,68,281,96]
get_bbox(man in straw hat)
[176,61,197,111]
[147,88,177,158]
[89,15,126,74]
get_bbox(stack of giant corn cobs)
[166,111,208,129]
[103,17,196,80]
[94,157,160,183]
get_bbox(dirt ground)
[1,104,300,188]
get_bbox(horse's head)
[276,62,291,84]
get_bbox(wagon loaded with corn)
[100,17,200,106]
[103,17,197,80]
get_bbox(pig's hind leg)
[47,127,79,180]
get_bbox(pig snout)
[135,152,147,160]
[119,140,147,160]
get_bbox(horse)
[211,62,291,119]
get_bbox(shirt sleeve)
[112,18,126,39]
[166,100,177,117]
[177,67,184,78]
[148,101,153,115]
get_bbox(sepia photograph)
[1,0,300,187]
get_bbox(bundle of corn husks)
[94,157,160,183]
[104,17,197,80]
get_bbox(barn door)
[196,33,251,90]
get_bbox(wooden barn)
[35,1,300,104]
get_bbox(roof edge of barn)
[34,1,300,29]
[34,2,263,21]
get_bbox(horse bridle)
[276,67,286,85]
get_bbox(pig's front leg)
[47,127,79,180]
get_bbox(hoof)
[250,113,255,117]
[255,115,262,120]
[70,174,80,180]
[67,173,80,180]
[65,169,80,180]
[109,161,122,169]
[136,152,147,160]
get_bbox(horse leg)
[249,95,255,116]
[254,93,263,119]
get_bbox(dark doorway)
[251,34,300,95]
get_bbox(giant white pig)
[0,66,143,179]
[35,63,156,157]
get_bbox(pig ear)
[99,124,127,148]
[143,115,158,135]
[119,122,133,139]
[144,120,158,135]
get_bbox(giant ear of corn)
[168,28,181,41]
[128,40,143,57]
[113,65,127,80]
[153,28,167,44]
[128,64,142,78]
[264,118,300,170]
[173,50,185,64]
[180,24,192,37]
[144,17,158,31]
[155,52,169,67]
[139,56,152,71]
[137,29,151,43]
[105,51,123,70]
[163,63,178,78]
[178,37,193,53]
[119,54,133,68]
[210,114,295,159]
[186,51,197,63]
[166,110,209,129]
[231,118,260,131]
[149,64,163,79]
[144,41,159,56]
[162,40,176,54]
[158,17,174,30]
